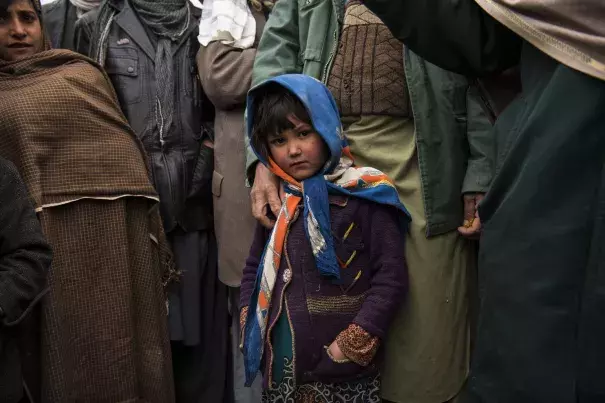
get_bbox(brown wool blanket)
[475,0,605,81]
[0,49,176,402]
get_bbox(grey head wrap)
[92,0,191,145]
[69,0,102,13]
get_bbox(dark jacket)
[361,1,605,402]
[240,196,407,386]
[0,158,51,403]
[75,0,214,233]
[42,0,80,51]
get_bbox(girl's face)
[0,0,44,62]
[268,114,329,181]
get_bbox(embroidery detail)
[335,324,380,367]
[282,268,292,283]
[262,356,381,402]
[306,293,367,315]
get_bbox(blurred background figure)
[42,0,101,50]
[193,0,273,400]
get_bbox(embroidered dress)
[262,308,381,403]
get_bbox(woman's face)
[0,0,44,62]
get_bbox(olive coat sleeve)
[0,159,51,327]
[363,0,522,75]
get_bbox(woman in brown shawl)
[0,0,175,402]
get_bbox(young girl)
[240,74,409,402]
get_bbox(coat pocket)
[105,54,142,105]
[308,347,368,384]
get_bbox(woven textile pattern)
[327,1,409,117]
[0,49,176,402]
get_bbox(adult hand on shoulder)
[458,193,485,238]
[251,163,282,229]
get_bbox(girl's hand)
[328,341,348,361]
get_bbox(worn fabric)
[191,0,256,49]
[76,3,227,401]
[89,0,192,158]
[169,230,231,403]
[76,0,214,234]
[335,324,380,367]
[0,49,175,402]
[358,1,605,401]
[69,0,101,11]
[229,288,262,403]
[240,195,407,388]
[342,116,474,403]
[42,0,80,50]
[0,158,51,403]
[467,44,605,403]
[129,0,191,147]
[196,8,265,287]
[262,309,382,403]
[474,0,605,81]
[243,74,409,384]
[327,1,409,118]
[249,1,494,236]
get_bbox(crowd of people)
[0,0,603,402]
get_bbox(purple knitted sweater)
[240,195,407,385]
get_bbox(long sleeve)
[246,0,302,181]
[197,42,257,111]
[362,0,522,75]
[462,84,496,194]
[239,222,270,310]
[351,204,407,340]
[0,160,51,327]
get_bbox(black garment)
[168,230,231,403]
[0,157,51,403]
[361,1,605,402]
[75,0,214,234]
[42,0,80,51]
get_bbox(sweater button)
[127,66,134,73]
[282,268,292,283]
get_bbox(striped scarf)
[242,74,410,384]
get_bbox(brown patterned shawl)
[0,48,176,402]
[475,0,605,81]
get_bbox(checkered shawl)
[0,50,176,402]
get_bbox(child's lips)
[290,161,309,169]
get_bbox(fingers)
[250,164,282,229]
[458,216,482,238]
[461,195,476,228]
[251,189,275,229]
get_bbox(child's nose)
[288,141,302,157]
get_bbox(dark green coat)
[362,1,605,402]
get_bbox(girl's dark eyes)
[298,131,310,137]
[270,138,285,146]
